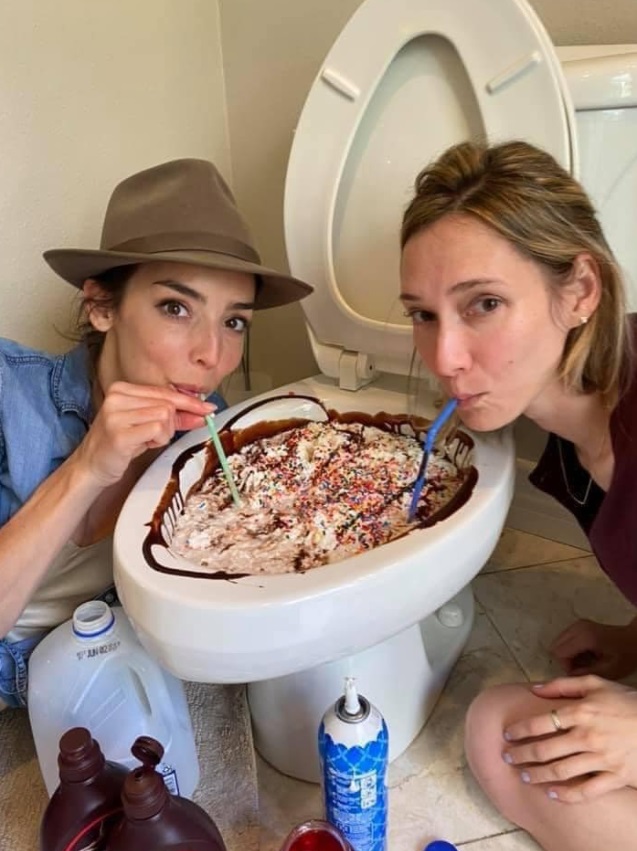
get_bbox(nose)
[191,326,222,371]
[420,322,472,378]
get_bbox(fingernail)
[531,683,545,690]
[547,789,559,800]
[502,752,513,765]
[503,731,512,742]
[520,771,531,784]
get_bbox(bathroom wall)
[219,0,637,389]
[0,0,230,353]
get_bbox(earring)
[579,315,589,325]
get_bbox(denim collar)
[51,343,93,425]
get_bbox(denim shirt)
[0,339,94,528]
[0,337,226,706]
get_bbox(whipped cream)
[170,420,467,575]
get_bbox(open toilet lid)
[284,0,577,385]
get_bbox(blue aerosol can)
[318,678,388,851]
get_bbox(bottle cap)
[122,767,169,820]
[58,727,106,783]
[424,841,459,851]
[131,735,164,767]
[122,736,169,820]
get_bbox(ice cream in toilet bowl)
[144,395,477,578]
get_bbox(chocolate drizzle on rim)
[142,394,477,579]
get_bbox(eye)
[158,299,189,319]
[225,315,251,333]
[469,296,502,316]
[403,308,435,325]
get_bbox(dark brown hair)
[76,264,139,366]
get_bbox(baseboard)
[505,458,591,551]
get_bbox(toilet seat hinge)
[338,349,377,391]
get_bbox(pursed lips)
[454,392,486,408]
[171,383,205,397]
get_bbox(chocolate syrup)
[142,394,477,578]
[39,727,127,851]
[107,736,226,851]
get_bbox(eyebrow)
[153,279,256,310]
[400,277,502,302]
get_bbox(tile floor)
[256,527,637,850]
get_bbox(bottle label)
[157,761,180,796]
[62,809,121,851]
[319,722,388,851]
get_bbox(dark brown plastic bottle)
[40,726,128,851]
[108,735,227,851]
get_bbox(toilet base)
[247,584,474,783]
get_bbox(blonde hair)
[401,140,632,407]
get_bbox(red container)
[280,820,353,851]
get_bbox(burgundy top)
[529,324,637,605]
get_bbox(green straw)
[203,411,242,508]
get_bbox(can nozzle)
[343,677,360,716]
[333,676,370,723]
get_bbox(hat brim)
[43,247,313,310]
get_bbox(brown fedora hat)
[43,158,313,310]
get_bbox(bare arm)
[0,453,104,636]
[0,381,213,637]
[549,616,637,679]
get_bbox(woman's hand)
[550,618,637,680]
[502,675,637,802]
[73,381,215,487]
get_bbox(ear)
[82,278,114,332]
[563,253,602,328]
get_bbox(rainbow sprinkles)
[166,400,477,577]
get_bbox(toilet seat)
[284,0,577,383]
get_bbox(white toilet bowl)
[115,376,514,780]
[114,0,637,783]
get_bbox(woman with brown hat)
[0,158,312,709]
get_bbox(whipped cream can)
[318,678,388,851]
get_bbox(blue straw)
[408,398,458,522]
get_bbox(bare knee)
[465,683,534,826]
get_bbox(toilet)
[114,0,637,783]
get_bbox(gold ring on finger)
[550,709,563,731]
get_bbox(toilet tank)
[557,45,637,310]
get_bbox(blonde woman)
[399,139,637,850]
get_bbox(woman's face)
[88,261,255,397]
[400,214,578,431]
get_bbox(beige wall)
[531,0,637,44]
[2,0,636,386]
[0,0,230,353]
[219,0,637,388]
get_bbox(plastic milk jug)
[28,601,199,798]
[318,678,388,851]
